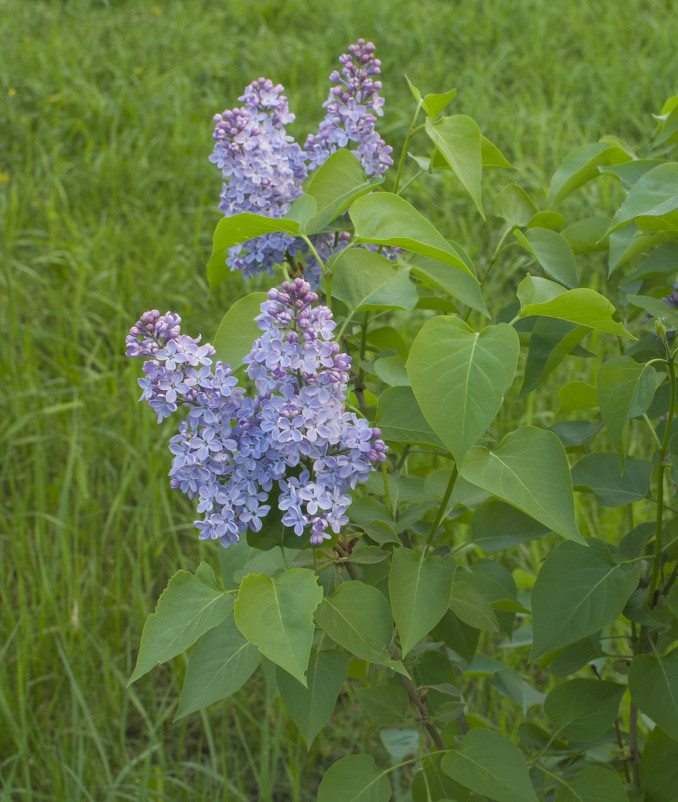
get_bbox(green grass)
[1,0,676,798]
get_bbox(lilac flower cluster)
[304,39,393,177]
[126,280,387,547]
[209,41,392,284]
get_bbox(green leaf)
[350,192,478,277]
[493,184,538,228]
[462,560,517,637]
[174,615,260,719]
[561,216,611,254]
[422,87,457,118]
[544,678,625,741]
[554,766,629,802]
[514,228,578,288]
[607,163,678,235]
[528,211,566,230]
[640,727,678,802]
[207,213,300,289]
[129,563,234,684]
[408,254,489,316]
[520,318,588,397]
[441,729,538,802]
[481,135,512,169]
[548,141,632,208]
[531,538,639,657]
[380,728,420,764]
[303,148,381,234]
[626,293,678,330]
[597,356,657,469]
[355,683,409,727]
[276,649,348,746]
[557,381,598,414]
[549,637,604,677]
[234,568,322,686]
[600,159,662,189]
[608,225,675,275]
[408,316,520,463]
[571,453,652,507]
[389,548,456,656]
[317,754,391,802]
[459,426,583,543]
[472,499,551,552]
[450,580,500,632]
[212,291,267,369]
[432,609,480,663]
[374,386,446,448]
[332,249,418,326]
[413,756,472,802]
[314,580,394,664]
[622,241,678,284]
[425,115,485,218]
[628,652,678,741]
[372,356,409,387]
[517,275,633,338]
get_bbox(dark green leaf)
[450,580,500,632]
[472,499,551,552]
[432,609,480,663]
[374,386,446,448]
[549,637,604,677]
[409,254,489,316]
[441,729,539,802]
[317,754,391,802]
[276,649,348,746]
[554,766,629,802]
[175,616,259,719]
[355,683,408,727]
[628,652,678,741]
[544,678,625,740]
[640,727,678,802]
[531,538,639,657]
[571,453,652,507]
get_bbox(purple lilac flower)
[126,282,386,547]
[304,39,393,177]
[209,41,394,289]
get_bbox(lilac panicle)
[209,41,393,287]
[126,282,386,547]
[304,39,393,177]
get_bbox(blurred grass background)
[1,0,675,798]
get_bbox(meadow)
[2,0,677,799]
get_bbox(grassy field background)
[2,0,676,799]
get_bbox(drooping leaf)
[408,254,489,316]
[174,615,260,719]
[317,754,391,802]
[355,683,409,727]
[571,453,652,507]
[554,766,629,802]
[207,213,301,288]
[425,115,485,218]
[234,568,322,686]
[607,162,678,234]
[597,356,657,469]
[544,678,625,741]
[472,499,551,552]
[441,728,539,802]
[276,649,348,746]
[374,386,446,448]
[531,538,638,657]
[212,292,267,369]
[459,426,583,543]
[517,275,633,338]
[314,580,393,664]
[389,548,457,656]
[640,727,678,802]
[514,228,578,288]
[130,563,234,684]
[628,652,678,741]
[408,316,520,463]
[350,192,477,276]
[548,141,632,208]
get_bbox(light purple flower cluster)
[209,41,392,284]
[126,280,387,547]
[304,39,393,177]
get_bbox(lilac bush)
[126,279,386,547]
